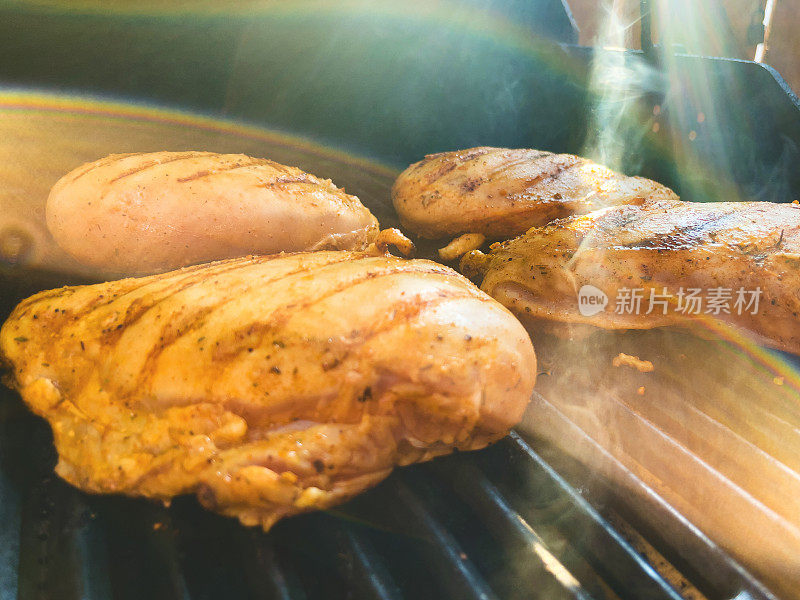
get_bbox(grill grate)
[3,34,798,591]
[0,387,775,600]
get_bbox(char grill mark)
[175,158,274,183]
[14,287,77,314]
[63,153,136,184]
[0,251,537,531]
[351,288,483,346]
[517,156,581,193]
[67,257,266,324]
[392,146,680,239]
[612,207,742,249]
[484,151,555,183]
[108,152,206,183]
[423,147,497,185]
[424,160,458,185]
[471,199,800,354]
[425,146,494,166]
[130,255,365,371]
[442,149,557,194]
[95,253,351,333]
[208,287,475,369]
[129,258,458,383]
[256,176,319,189]
[101,255,355,345]
[453,147,497,164]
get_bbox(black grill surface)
[0,384,775,600]
[2,10,799,593]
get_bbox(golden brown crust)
[474,198,800,354]
[392,146,678,239]
[47,151,380,275]
[0,251,536,530]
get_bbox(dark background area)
[0,0,798,205]
[2,3,800,599]
[0,1,582,166]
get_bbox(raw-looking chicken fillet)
[392,146,679,239]
[0,251,536,530]
[461,198,800,354]
[46,151,381,275]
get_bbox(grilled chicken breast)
[47,152,380,275]
[462,198,800,354]
[0,252,536,530]
[392,147,678,239]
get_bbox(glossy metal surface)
[2,1,800,595]
[0,98,785,599]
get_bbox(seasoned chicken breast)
[462,198,800,354]
[47,152,380,275]
[392,147,679,239]
[0,252,536,530]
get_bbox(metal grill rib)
[327,521,404,600]
[0,390,777,600]
[523,392,780,600]
[388,477,498,600]
[239,531,305,600]
[499,432,685,600]
[415,463,597,600]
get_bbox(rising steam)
[581,0,658,175]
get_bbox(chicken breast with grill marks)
[0,251,536,530]
[47,151,380,275]
[461,198,800,354]
[392,147,679,239]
